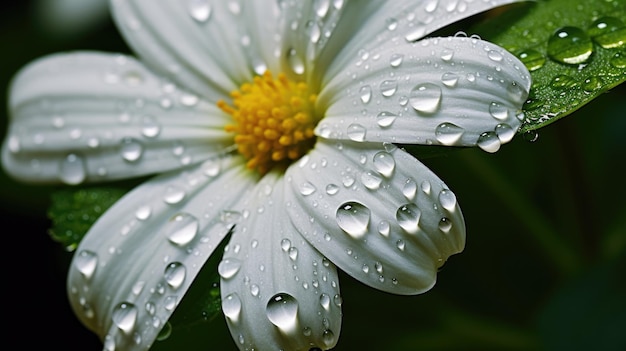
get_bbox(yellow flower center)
[218,71,318,174]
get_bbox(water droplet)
[477,132,501,153]
[164,262,186,289]
[396,203,421,234]
[487,50,504,62]
[380,80,398,97]
[60,154,86,185]
[120,138,144,162]
[325,184,339,195]
[373,151,395,177]
[288,247,299,261]
[250,284,260,297]
[75,250,98,279]
[489,102,509,120]
[359,85,372,103]
[396,239,406,251]
[299,181,317,196]
[441,72,459,87]
[517,49,546,71]
[550,74,578,89]
[386,17,398,31]
[322,329,336,347]
[361,171,382,190]
[610,51,626,68]
[376,111,397,128]
[266,293,298,330]
[435,123,464,145]
[402,179,417,201]
[438,189,457,211]
[166,213,199,246]
[141,115,161,138]
[163,186,186,205]
[409,83,442,114]
[507,82,527,105]
[320,293,331,310]
[218,258,242,279]
[336,201,370,239]
[222,293,242,320]
[347,123,367,141]
[583,76,604,92]
[135,206,151,220]
[439,217,452,233]
[287,49,305,75]
[547,26,593,65]
[112,302,138,333]
[495,123,516,143]
[389,53,404,67]
[587,16,626,49]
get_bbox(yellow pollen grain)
[218,71,318,174]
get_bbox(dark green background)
[2,2,624,350]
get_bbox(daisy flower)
[2,0,530,350]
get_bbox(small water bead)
[163,186,186,205]
[380,80,398,97]
[336,202,371,239]
[402,179,418,201]
[477,131,501,153]
[75,250,98,279]
[389,53,404,67]
[441,72,459,87]
[266,293,299,330]
[347,123,367,142]
[372,151,395,177]
[325,184,339,195]
[141,115,161,138]
[287,49,305,75]
[488,102,509,120]
[583,76,605,93]
[376,111,397,128]
[396,203,421,234]
[495,123,515,143]
[112,302,138,333]
[550,74,578,89]
[60,154,86,185]
[164,262,186,289]
[218,258,242,279]
[322,329,336,347]
[517,49,546,71]
[333,294,343,307]
[438,189,457,212]
[299,181,317,196]
[320,293,331,310]
[438,217,452,233]
[547,26,593,65]
[587,16,626,49]
[157,322,172,341]
[359,85,372,104]
[164,296,177,311]
[377,220,390,237]
[288,247,299,261]
[120,137,144,162]
[435,122,464,146]
[421,180,431,194]
[610,51,626,68]
[507,82,527,105]
[166,213,199,246]
[222,293,242,320]
[281,238,292,252]
[361,171,383,190]
[409,83,442,114]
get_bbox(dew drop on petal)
[396,203,421,234]
[120,137,144,162]
[218,258,242,279]
[373,151,395,177]
[280,238,291,252]
[438,189,457,212]
[477,132,501,153]
[495,123,515,143]
[409,83,442,114]
[188,0,211,23]
[359,85,372,104]
[336,201,370,239]
[376,111,397,128]
[135,205,152,220]
[166,213,199,246]
[377,220,390,237]
[441,72,459,87]
[402,178,417,201]
[163,186,186,205]
[488,102,509,120]
[389,53,404,67]
[164,262,186,289]
[361,171,383,190]
[141,115,161,138]
[60,154,86,185]
[380,79,398,97]
[322,329,336,347]
[325,184,339,195]
[439,217,452,233]
[487,50,504,62]
[266,293,299,331]
[75,250,98,279]
[299,181,317,196]
[222,293,242,320]
[435,122,464,145]
[320,293,331,310]
[112,302,138,333]
[347,123,367,141]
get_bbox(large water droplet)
[336,201,370,239]
[389,53,404,67]
[163,186,186,205]
[75,250,98,279]
[299,181,317,196]
[488,102,509,120]
[435,122,464,145]
[188,0,212,22]
[266,293,299,330]
[396,203,421,234]
[373,151,395,177]
[438,189,457,211]
[587,16,626,49]
[495,123,516,143]
[361,171,383,190]
[164,262,186,289]
[477,132,501,153]
[359,85,372,104]
[517,49,546,71]
[166,213,199,246]
[347,123,367,141]
[222,293,242,320]
[439,217,452,233]
[60,154,86,185]
[120,137,144,162]
[141,115,161,138]
[380,80,398,97]
[376,111,397,128]
[112,302,138,333]
[409,83,442,114]
[441,72,459,87]
[218,258,242,279]
[547,26,593,65]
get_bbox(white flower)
[2,1,530,350]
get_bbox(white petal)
[316,37,530,149]
[67,155,255,351]
[220,172,342,351]
[285,140,465,294]
[110,0,281,99]
[320,0,526,84]
[2,52,232,184]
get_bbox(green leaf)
[474,0,626,132]
[48,187,126,250]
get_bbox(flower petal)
[317,36,530,150]
[2,52,232,184]
[285,140,465,294]
[220,172,342,351]
[110,0,282,99]
[67,155,255,351]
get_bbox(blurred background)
[1,1,624,350]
